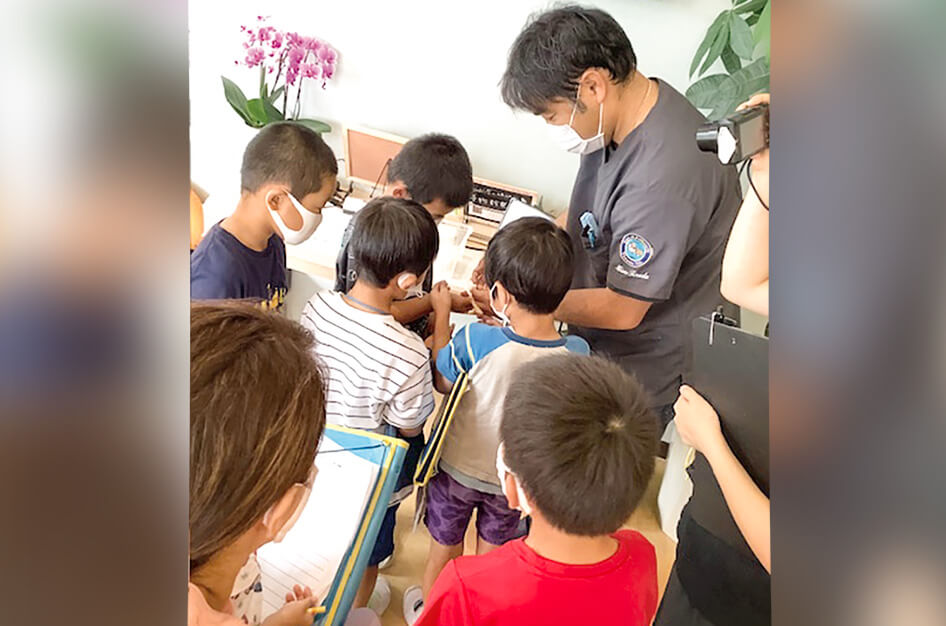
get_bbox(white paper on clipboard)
[498,199,553,230]
[256,437,380,618]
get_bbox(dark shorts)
[424,470,521,547]
[368,505,398,566]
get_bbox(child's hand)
[430,281,452,316]
[673,385,726,457]
[261,584,319,626]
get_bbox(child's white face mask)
[264,465,316,543]
[269,191,323,245]
[495,443,533,515]
[489,283,511,327]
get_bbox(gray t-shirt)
[565,79,741,407]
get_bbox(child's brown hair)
[189,302,326,570]
[500,352,657,535]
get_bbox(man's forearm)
[391,295,433,324]
[555,288,648,331]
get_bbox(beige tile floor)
[375,459,677,625]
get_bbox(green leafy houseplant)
[686,0,770,120]
[221,16,336,134]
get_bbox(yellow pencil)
[306,606,327,615]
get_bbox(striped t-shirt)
[301,291,435,432]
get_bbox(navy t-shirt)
[190,222,287,310]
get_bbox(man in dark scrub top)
[497,6,741,423]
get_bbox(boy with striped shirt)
[300,196,453,615]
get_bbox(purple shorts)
[424,470,521,546]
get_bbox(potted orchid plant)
[222,16,338,134]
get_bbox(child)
[402,217,589,622]
[301,196,452,615]
[335,133,474,335]
[417,352,660,626]
[191,122,338,309]
[189,301,327,626]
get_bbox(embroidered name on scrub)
[615,264,651,281]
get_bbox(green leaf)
[690,11,729,78]
[262,99,284,123]
[699,15,731,76]
[734,0,767,15]
[728,12,756,59]
[221,76,254,126]
[754,1,771,59]
[292,118,332,134]
[746,13,760,26]
[245,98,267,127]
[685,74,730,109]
[716,57,769,109]
[267,85,285,104]
[721,44,742,73]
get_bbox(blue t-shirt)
[190,222,287,310]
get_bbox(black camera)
[697,104,769,165]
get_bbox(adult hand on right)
[673,385,726,459]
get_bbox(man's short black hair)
[501,5,638,115]
[241,122,338,199]
[484,217,574,315]
[388,133,473,209]
[501,353,657,536]
[349,197,440,287]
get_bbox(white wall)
[190,0,730,226]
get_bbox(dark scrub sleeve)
[606,190,697,302]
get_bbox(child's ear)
[504,473,520,509]
[389,181,410,199]
[396,272,419,291]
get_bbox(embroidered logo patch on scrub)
[619,233,654,269]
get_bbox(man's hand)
[450,288,473,314]
[470,258,486,289]
[430,281,452,317]
[673,385,726,458]
[468,285,501,325]
[261,584,319,626]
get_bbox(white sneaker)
[402,585,424,625]
[366,575,391,616]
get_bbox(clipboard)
[315,426,407,626]
[412,329,476,530]
[685,314,768,560]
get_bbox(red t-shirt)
[416,529,657,626]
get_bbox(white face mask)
[495,443,532,515]
[264,466,315,543]
[489,283,511,327]
[547,84,605,155]
[269,191,323,245]
[405,283,425,299]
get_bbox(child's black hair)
[484,217,574,314]
[241,122,337,199]
[388,133,473,209]
[500,352,657,536]
[349,197,440,287]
